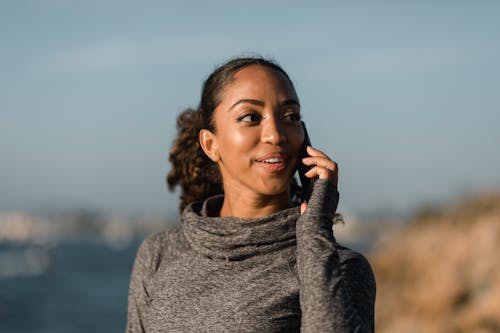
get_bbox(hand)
[300,146,338,214]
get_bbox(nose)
[261,116,286,145]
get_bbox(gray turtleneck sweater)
[126,180,376,332]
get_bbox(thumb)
[300,202,307,215]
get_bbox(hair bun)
[167,108,222,212]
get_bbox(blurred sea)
[0,240,141,333]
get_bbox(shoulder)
[336,244,372,268]
[133,225,185,276]
[139,225,182,250]
[336,244,376,298]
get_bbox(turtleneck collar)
[181,195,300,261]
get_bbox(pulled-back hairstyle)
[167,56,302,212]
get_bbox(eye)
[282,112,301,122]
[237,112,261,124]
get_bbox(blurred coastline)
[0,211,170,249]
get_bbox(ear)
[199,129,220,162]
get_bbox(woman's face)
[206,65,304,199]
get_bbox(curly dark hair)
[167,56,303,213]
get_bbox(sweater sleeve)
[126,237,156,333]
[296,179,376,332]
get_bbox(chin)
[257,182,290,197]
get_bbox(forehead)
[221,65,298,101]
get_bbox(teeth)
[263,158,283,163]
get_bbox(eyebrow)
[281,99,301,108]
[227,98,300,111]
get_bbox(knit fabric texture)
[126,180,376,332]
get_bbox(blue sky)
[1,1,499,218]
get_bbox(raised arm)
[297,146,376,332]
[297,180,375,332]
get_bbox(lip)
[255,152,289,162]
[255,152,289,172]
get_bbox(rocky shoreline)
[369,192,500,333]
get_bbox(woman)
[126,57,376,332]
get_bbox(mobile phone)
[297,121,315,202]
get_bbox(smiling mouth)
[261,157,284,164]
[256,155,288,172]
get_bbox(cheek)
[229,130,249,146]
[289,129,305,154]
[232,125,260,146]
[218,128,256,158]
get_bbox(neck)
[220,189,290,219]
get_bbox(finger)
[305,165,338,185]
[306,145,330,159]
[300,202,307,215]
[302,157,338,171]
[304,166,329,179]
